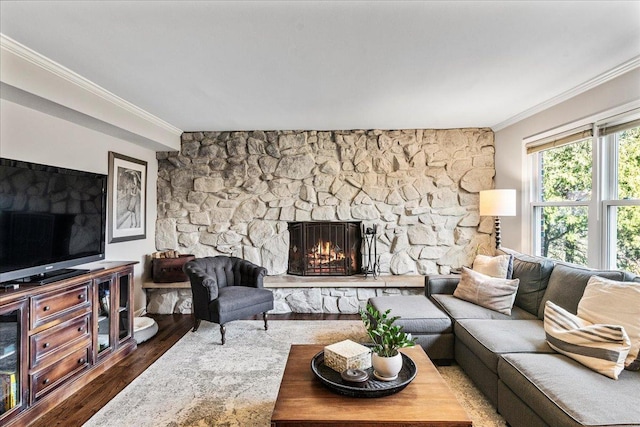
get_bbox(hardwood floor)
[29,312,359,427]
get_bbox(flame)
[308,239,345,264]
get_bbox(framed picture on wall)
[108,151,147,243]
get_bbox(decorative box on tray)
[324,339,371,372]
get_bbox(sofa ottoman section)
[498,353,640,427]
[454,319,554,407]
[368,295,453,361]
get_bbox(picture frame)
[108,151,147,243]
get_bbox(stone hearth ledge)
[144,275,424,314]
[264,274,423,288]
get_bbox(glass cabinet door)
[0,299,27,422]
[116,271,132,343]
[95,276,114,358]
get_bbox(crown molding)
[0,33,183,138]
[492,56,640,132]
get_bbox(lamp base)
[494,217,502,249]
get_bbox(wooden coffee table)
[271,344,472,426]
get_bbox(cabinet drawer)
[31,282,91,329]
[30,314,91,369]
[30,346,91,402]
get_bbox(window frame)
[600,125,640,271]
[530,133,595,265]
[528,109,640,271]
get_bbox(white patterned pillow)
[472,254,513,279]
[578,276,640,370]
[453,267,519,315]
[544,301,631,379]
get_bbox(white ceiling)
[1,1,639,132]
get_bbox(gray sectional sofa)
[369,248,640,427]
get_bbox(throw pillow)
[577,276,640,371]
[453,267,519,315]
[472,254,513,279]
[544,301,631,379]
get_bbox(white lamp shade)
[479,189,516,217]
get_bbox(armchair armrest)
[425,274,461,297]
[184,262,219,300]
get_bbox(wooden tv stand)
[0,262,137,426]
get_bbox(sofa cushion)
[455,319,553,374]
[453,268,520,315]
[537,263,628,319]
[499,248,555,317]
[432,294,537,321]
[368,296,452,334]
[578,276,640,370]
[544,301,630,379]
[498,353,640,426]
[472,254,513,278]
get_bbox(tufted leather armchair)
[183,256,273,344]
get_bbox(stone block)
[407,224,437,245]
[248,220,275,247]
[194,177,224,193]
[311,206,335,220]
[174,290,193,314]
[323,296,340,314]
[417,260,439,275]
[280,206,295,221]
[390,252,416,274]
[275,154,315,179]
[147,290,179,314]
[356,288,377,302]
[285,288,323,313]
[272,296,293,314]
[156,218,178,250]
[337,297,360,314]
[460,168,495,192]
[261,232,289,275]
[351,205,379,220]
[243,245,261,266]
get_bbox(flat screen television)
[0,158,107,284]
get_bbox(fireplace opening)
[288,221,361,276]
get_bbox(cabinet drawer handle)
[78,294,85,300]
[78,358,86,364]
[43,342,50,348]
[43,378,50,385]
[78,326,84,332]
[43,306,50,311]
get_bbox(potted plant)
[360,303,416,381]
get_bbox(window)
[531,131,593,265]
[528,112,640,274]
[603,124,640,274]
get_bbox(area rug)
[84,320,506,426]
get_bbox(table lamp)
[479,189,516,249]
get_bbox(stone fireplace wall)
[155,129,495,275]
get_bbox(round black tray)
[310,350,417,398]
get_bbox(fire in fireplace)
[288,221,361,276]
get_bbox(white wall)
[494,67,640,253]
[0,98,158,313]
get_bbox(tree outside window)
[538,139,591,265]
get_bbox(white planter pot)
[371,352,403,381]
